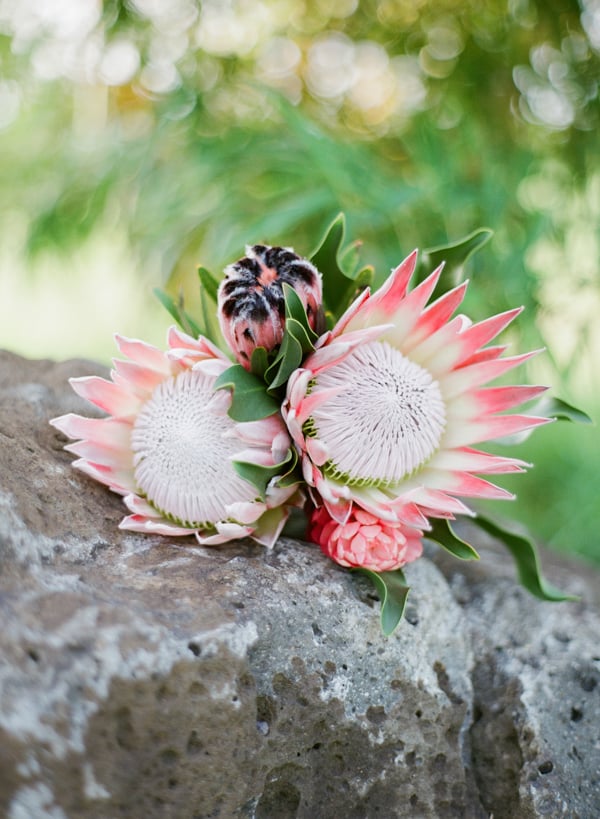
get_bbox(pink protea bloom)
[218,244,323,369]
[50,327,299,547]
[309,504,423,572]
[283,250,551,533]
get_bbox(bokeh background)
[1,0,598,563]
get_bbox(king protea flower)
[50,327,299,546]
[283,250,551,534]
[218,244,323,368]
[309,505,424,572]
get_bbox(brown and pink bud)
[217,244,323,369]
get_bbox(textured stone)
[0,350,598,819]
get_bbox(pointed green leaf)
[197,265,220,303]
[264,283,318,390]
[339,239,363,277]
[265,329,304,390]
[250,346,270,379]
[426,519,480,560]
[154,287,182,325]
[283,283,318,344]
[471,514,578,602]
[154,287,202,337]
[418,228,493,291]
[233,447,298,499]
[355,568,411,636]
[532,395,593,425]
[310,213,352,316]
[199,280,222,347]
[214,364,280,421]
[233,460,280,499]
[353,265,375,289]
[233,459,285,499]
[287,317,317,354]
[338,264,375,314]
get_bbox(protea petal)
[453,307,523,364]
[472,385,548,414]
[64,439,133,469]
[50,413,132,450]
[430,447,530,474]
[444,413,552,447]
[378,264,445,347]
[112,359,167,394]
[307,323,391,374]
[69,376,142,418]
[441,350,542,398]
[249,505,290,548]
[460,345,507,367]
[114,335,171,373]
[72,459,137,495]
[120,514,195,537]
[345,250,418,329]
[196,522,253,545]
[406,281,469,348]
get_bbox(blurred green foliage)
[0,0,598,562]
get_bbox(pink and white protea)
[283,250,551,533]
[50,327,298,547]
[309,504,423,572]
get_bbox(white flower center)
[310,341,446,486]
[131,369,256,526]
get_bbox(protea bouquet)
[52,214,589,634]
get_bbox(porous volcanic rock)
[0,350,598,819]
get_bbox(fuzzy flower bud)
[308,505,424,573]
[218,244,323,369]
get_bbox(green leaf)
[339,239,363,277]
[355,568,411,636]
[418,228,493,292]
[283,283,318,344]
[154,287,181,324]
[532,395,593,425]
[310,213,351,316]
[250,346,270,379]
[233,459,288,499]
[265,285,318,390]
[199,283,223,347]
[426,519,480,560]
[265,326,304,390]
[338,264,374,314]
[197,265,220,303]
[154,287,202,337]
[214,365,280,421]
[471,514,578,602]
[233,447,298,498]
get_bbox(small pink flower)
[50,327,300,547]
[218,244,323,369]
[309,505,424,572]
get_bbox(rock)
[0,349,598,819]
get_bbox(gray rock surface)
[0,349,598,819]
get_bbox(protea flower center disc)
[311,341,446,486]
[131,369,255,526]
